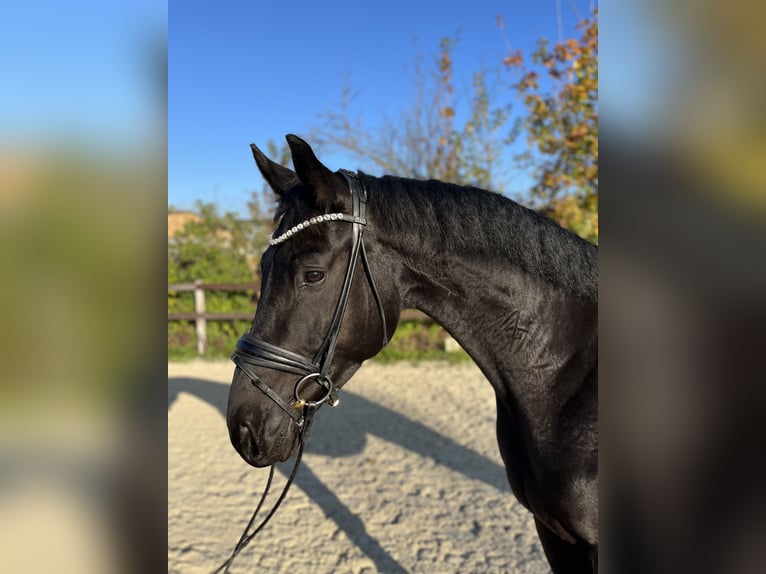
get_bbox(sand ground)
[168,360,549,573]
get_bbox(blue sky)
[169,0,593,216]
[1,1,166,148]
[0,2,596,216]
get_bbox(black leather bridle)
[216,170,388,573]
[231,169,388,427]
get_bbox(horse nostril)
[234,422,258,455]
[238,423,252,444]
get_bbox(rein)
[216,170,388,572]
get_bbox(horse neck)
[366,174,597,401]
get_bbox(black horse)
[227,135,598,573]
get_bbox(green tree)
[168,202,263,284]
[168,201,268,358]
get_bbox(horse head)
[227,135,398,467]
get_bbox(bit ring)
[293,373,334,409]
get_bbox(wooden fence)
[168,280,431,355]
[168,280,256,354]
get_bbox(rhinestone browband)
[268,213,367,246]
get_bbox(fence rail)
[168,280,431,355]
[169,281,257,292]
[168,280,256,354]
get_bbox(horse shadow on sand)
[169,376,510,573]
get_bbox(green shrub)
[167,202,470,364]
[168,316,470,364]
[168,318,251,361]
[375,320,470,364]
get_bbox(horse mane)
[360,173,598,302]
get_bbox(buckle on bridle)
[291,372,339,410]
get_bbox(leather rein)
[216,170,388,572]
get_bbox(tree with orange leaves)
[503,10,598,242]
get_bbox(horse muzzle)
[228,409,299,467]
[227,368,300,467]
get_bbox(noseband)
[231,170,388,428]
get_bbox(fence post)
[194,279,207,355]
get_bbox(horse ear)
[250,143,298,196]
[285,134,339,210]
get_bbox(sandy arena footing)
[169,360,549,573]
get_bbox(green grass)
[373,321,471,364]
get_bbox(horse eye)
[305,271,325,283]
